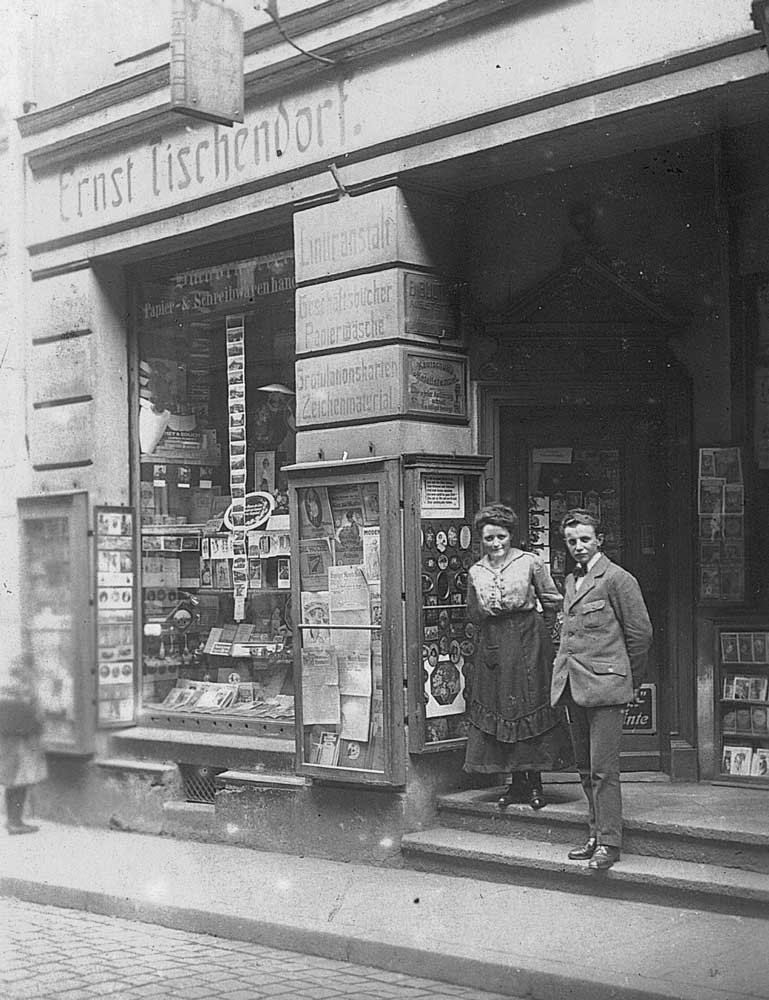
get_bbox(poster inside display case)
[404,456,488,752]
[289,459,404,785]
[18,492,94,755]
[135,250,298,732]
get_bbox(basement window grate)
[178,763,226,804]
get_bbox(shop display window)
[717,623,769,782]
[135,251,297,732]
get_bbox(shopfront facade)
[11,0,769,860]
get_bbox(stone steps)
[434,786,769,873]
[401,826,769,917]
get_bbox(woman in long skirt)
[464,503,573,809]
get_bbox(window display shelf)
[715,620,769,782]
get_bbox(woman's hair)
[474,503,518,535]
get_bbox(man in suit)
[551,509,653,870]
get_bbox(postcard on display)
[529,495,550,513]
[753,633,768,663]
[698,478,725,516]
[360,483,381,525]
[753,705,769,732]
[424,656,466,718]
[720,566,745,602]
[738,633,755,663]
[301,591,330,650]
[722,540,745,563]
[750,747,769,777]
[277,557,291,589]
[699,515,722,541]
[722,674,736,699]
[339,694,372,742]
[298,485,334,539]
[362,526,381,583]
[721,633,739,662]
[699,566,720,600]
[714,447,743,484]
[698,448,716,478]
[749,676,769,702]
[337,738,371,770]
[248,450,272,493]
[313,731,341,766]
[699,541,721,566]
[332,507,364,565]
[733,676,752,700]
[724,483,744,515]
[722,515,744,540]
[729,746,753,776]
[299,538,334,591]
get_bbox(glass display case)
[288,457,405,786]
[716,619,769,783]
[17,492,95,755]
[402,455,488,752]
[134,249,297,736]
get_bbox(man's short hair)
[560,508,602,537]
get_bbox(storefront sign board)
[295,267,457,354]
[296,345,467,427]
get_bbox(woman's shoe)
[524,771,546,810]
[496,778,526,809]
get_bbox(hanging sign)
[170,0,244,126]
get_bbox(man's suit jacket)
[551,554,653,708]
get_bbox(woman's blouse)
[467,550,562,622]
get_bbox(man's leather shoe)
[588,845,620,870]
[567,837,597,860]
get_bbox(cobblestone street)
[0,898,518,1000]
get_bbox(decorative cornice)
[18,0,529,140]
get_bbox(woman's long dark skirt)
[464,608,574,774]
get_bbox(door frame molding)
[478,375,695,778]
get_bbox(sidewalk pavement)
[1,821,767,1000]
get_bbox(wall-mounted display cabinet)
[715,618,769,784]
[288,457,405,786]
[402,454,488,753]
[18,492,95,755]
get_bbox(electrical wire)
[256,0,336,65]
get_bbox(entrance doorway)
[498,404,666,771]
